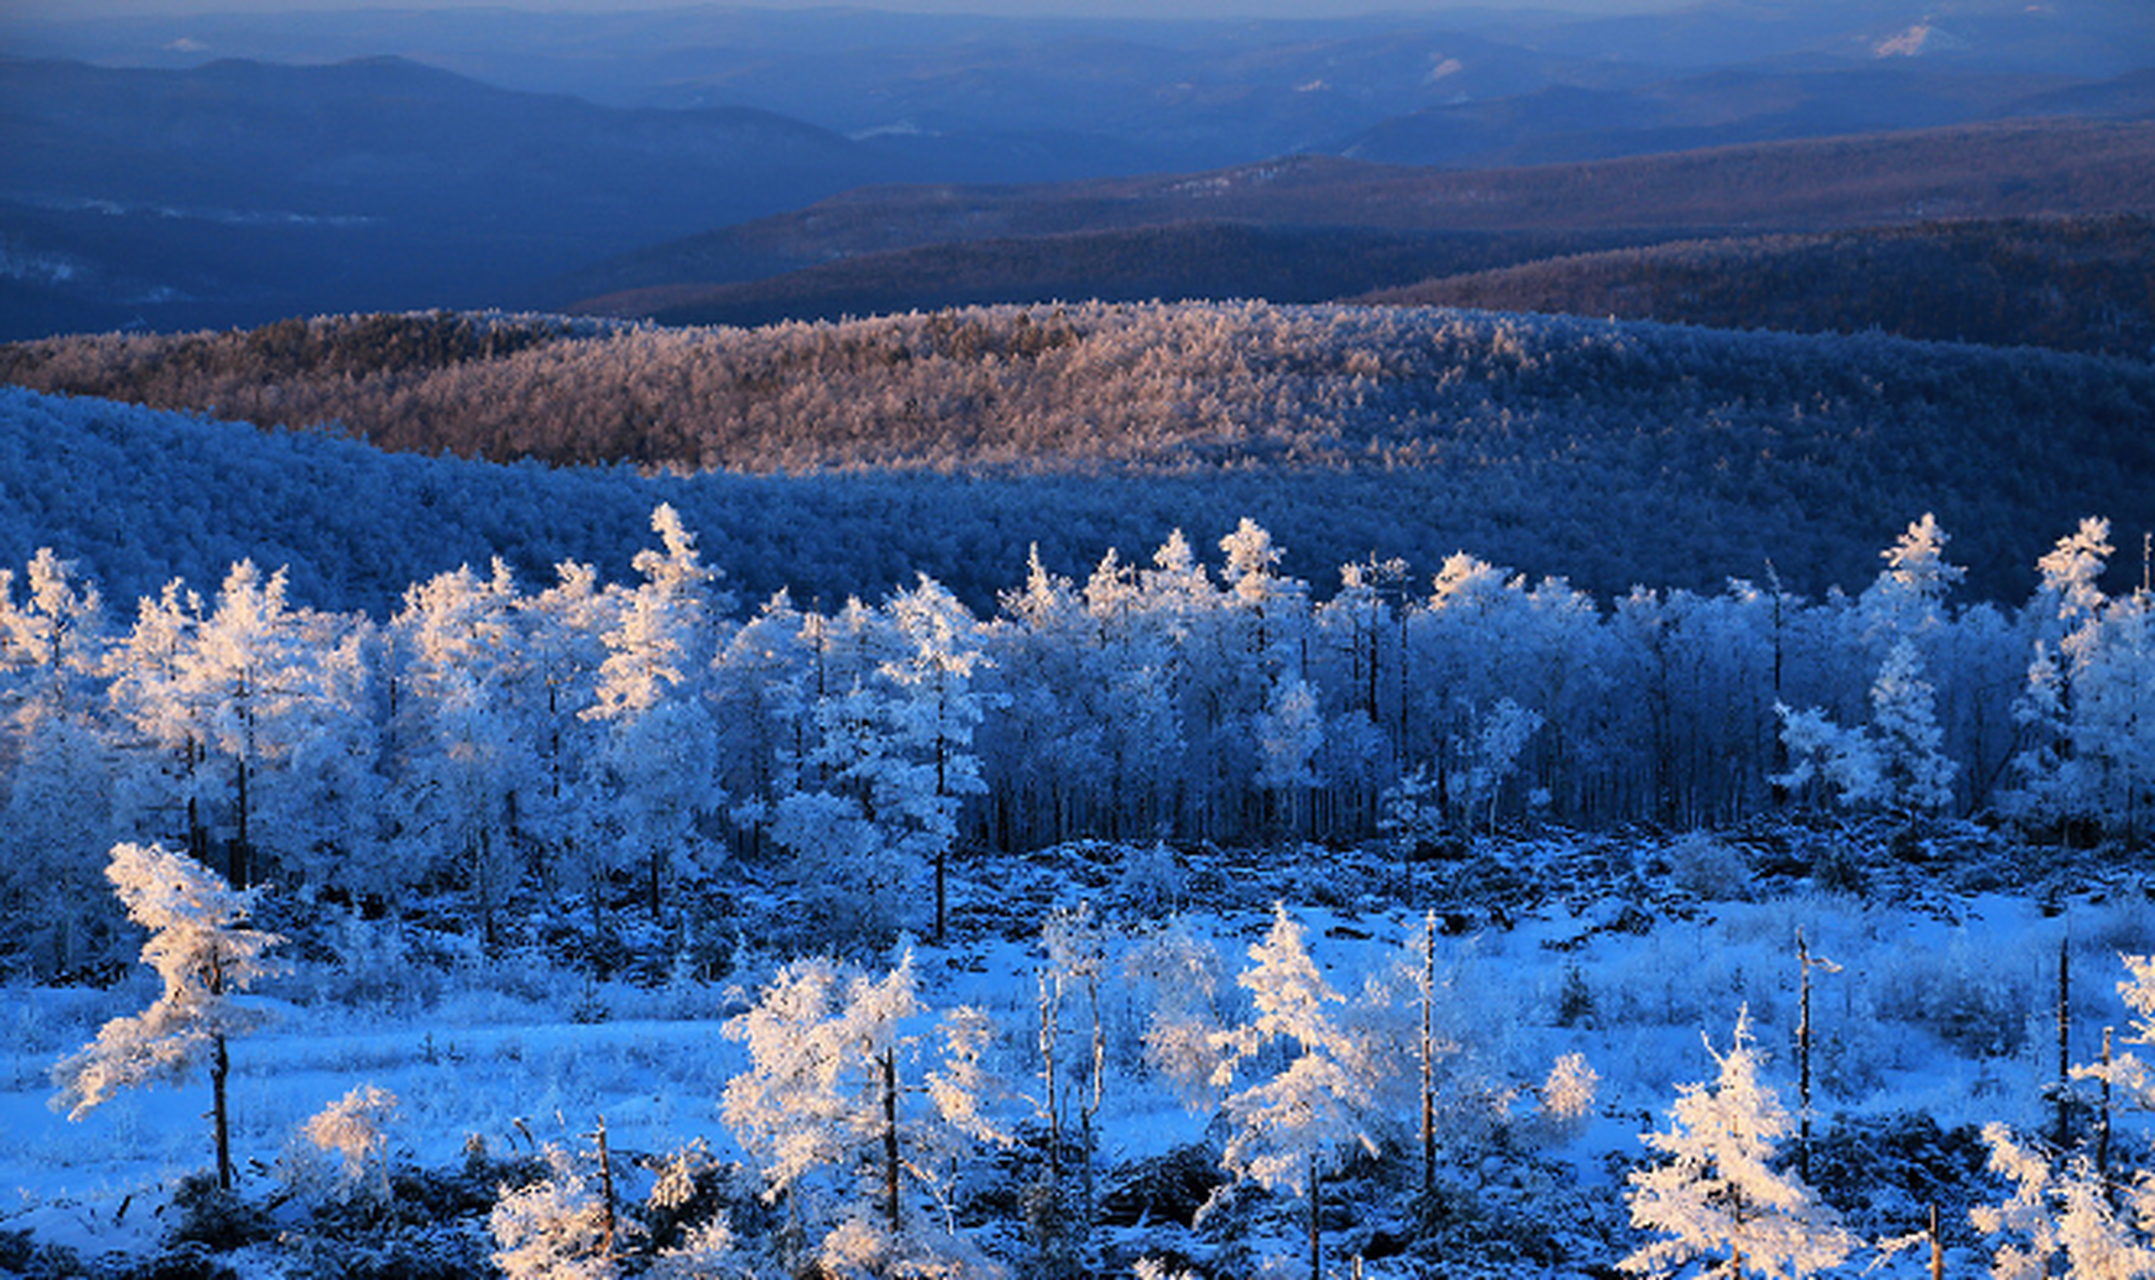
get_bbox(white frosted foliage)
[51,842,285,1121]
[1622,1010,1856,1280]
[1210,904,1378,1198]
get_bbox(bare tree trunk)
[1308,1154,1322,1280]
[231,752,251,890]
[595,1116,618,1261]
[883,1048,903,1232]
[212,1032,232,1191]
[210,951,233,1190]
[2100,1025,2115,1177]
[1798,929,1814,1184]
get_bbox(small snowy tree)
[1210,904,1379,1280]
[1972,1122,2155,1280]
[1774,638,1956,817]
[51,842,286,1190]
[722,949,1006,1276]
[1456,698,1543,833]
[303,1083,400,1206]
[1129,918,1233,1112]
[1622,1010,1857,1279]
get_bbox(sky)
[18,0,1698,20]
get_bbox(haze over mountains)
[2,0,2151,340]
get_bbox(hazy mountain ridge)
[570,223,1670,328]
[1355,215,2155,360]
[0,55,912,339]
[554,119,2155,322]
[2,0,2149,341]
[5,303,2151,604]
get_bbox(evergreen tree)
[582,506,729,924]
[1622,1010,1857,1280]
[1210,904,1378,1280]
[722,950,1005,1277]
[51,842,286,1191]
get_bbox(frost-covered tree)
[1775,637,1957,817]
[2006,520,2155,839]
[1377,764,1445,867]
[391,562,538,944]
[582,504,729,924]
[721,949,1005,1277]
[1859,512,1965,643]
[1129,918,1233,1113]
[0,551,119,972]
[515,559,616,903]
[1210,904,1379,1280]
[1972,1122,2155,1280]
[142,560,382,890]
[107,580,213,863]
[1253,672,1323,838]
[51,842,286,1190]
[491,1141,625,1280]
[1622,1010,1856,1280]
[763,682,921,940]
[303,1083,400,1206]
[1456,697,1544,833]
[880,575,995,942]
[0,547,106,723]
[4,709,120,974]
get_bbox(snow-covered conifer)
[1622,1010,1856,1279]
[51,842,286,1190]
[1972,1121,2155,1280]
[582,507,729,923]
[1211,904,1379,1280]
[1774,638,1956,816]
[880,575,996,941]
[722,950,1005,1275]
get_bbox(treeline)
[1361,216,2155,360]
[2,501,2147,977]
[6,303,2155,603]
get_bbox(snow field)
[7,831,2155,1276]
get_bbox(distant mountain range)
[1,1,2149,341]
[561,120,2155,336]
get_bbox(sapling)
[1210,904,1379,1280]
[303,1083,401,1207]
[1622,1009,1857,1280]
[51,841,286,1191]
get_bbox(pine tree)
[1972,1122,2155,1280]
[879,575,995,943]
[1210,904,1378,1280]
[1622,1010,1857,1280]
[582,505,728,925]
[51,842,286,1190]
[721,950,1005,1277]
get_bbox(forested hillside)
[6,303,2154,604]
[1359,216,2155,360]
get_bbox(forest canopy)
[4,302,2153,606]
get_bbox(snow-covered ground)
[4,823,2150,1277]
